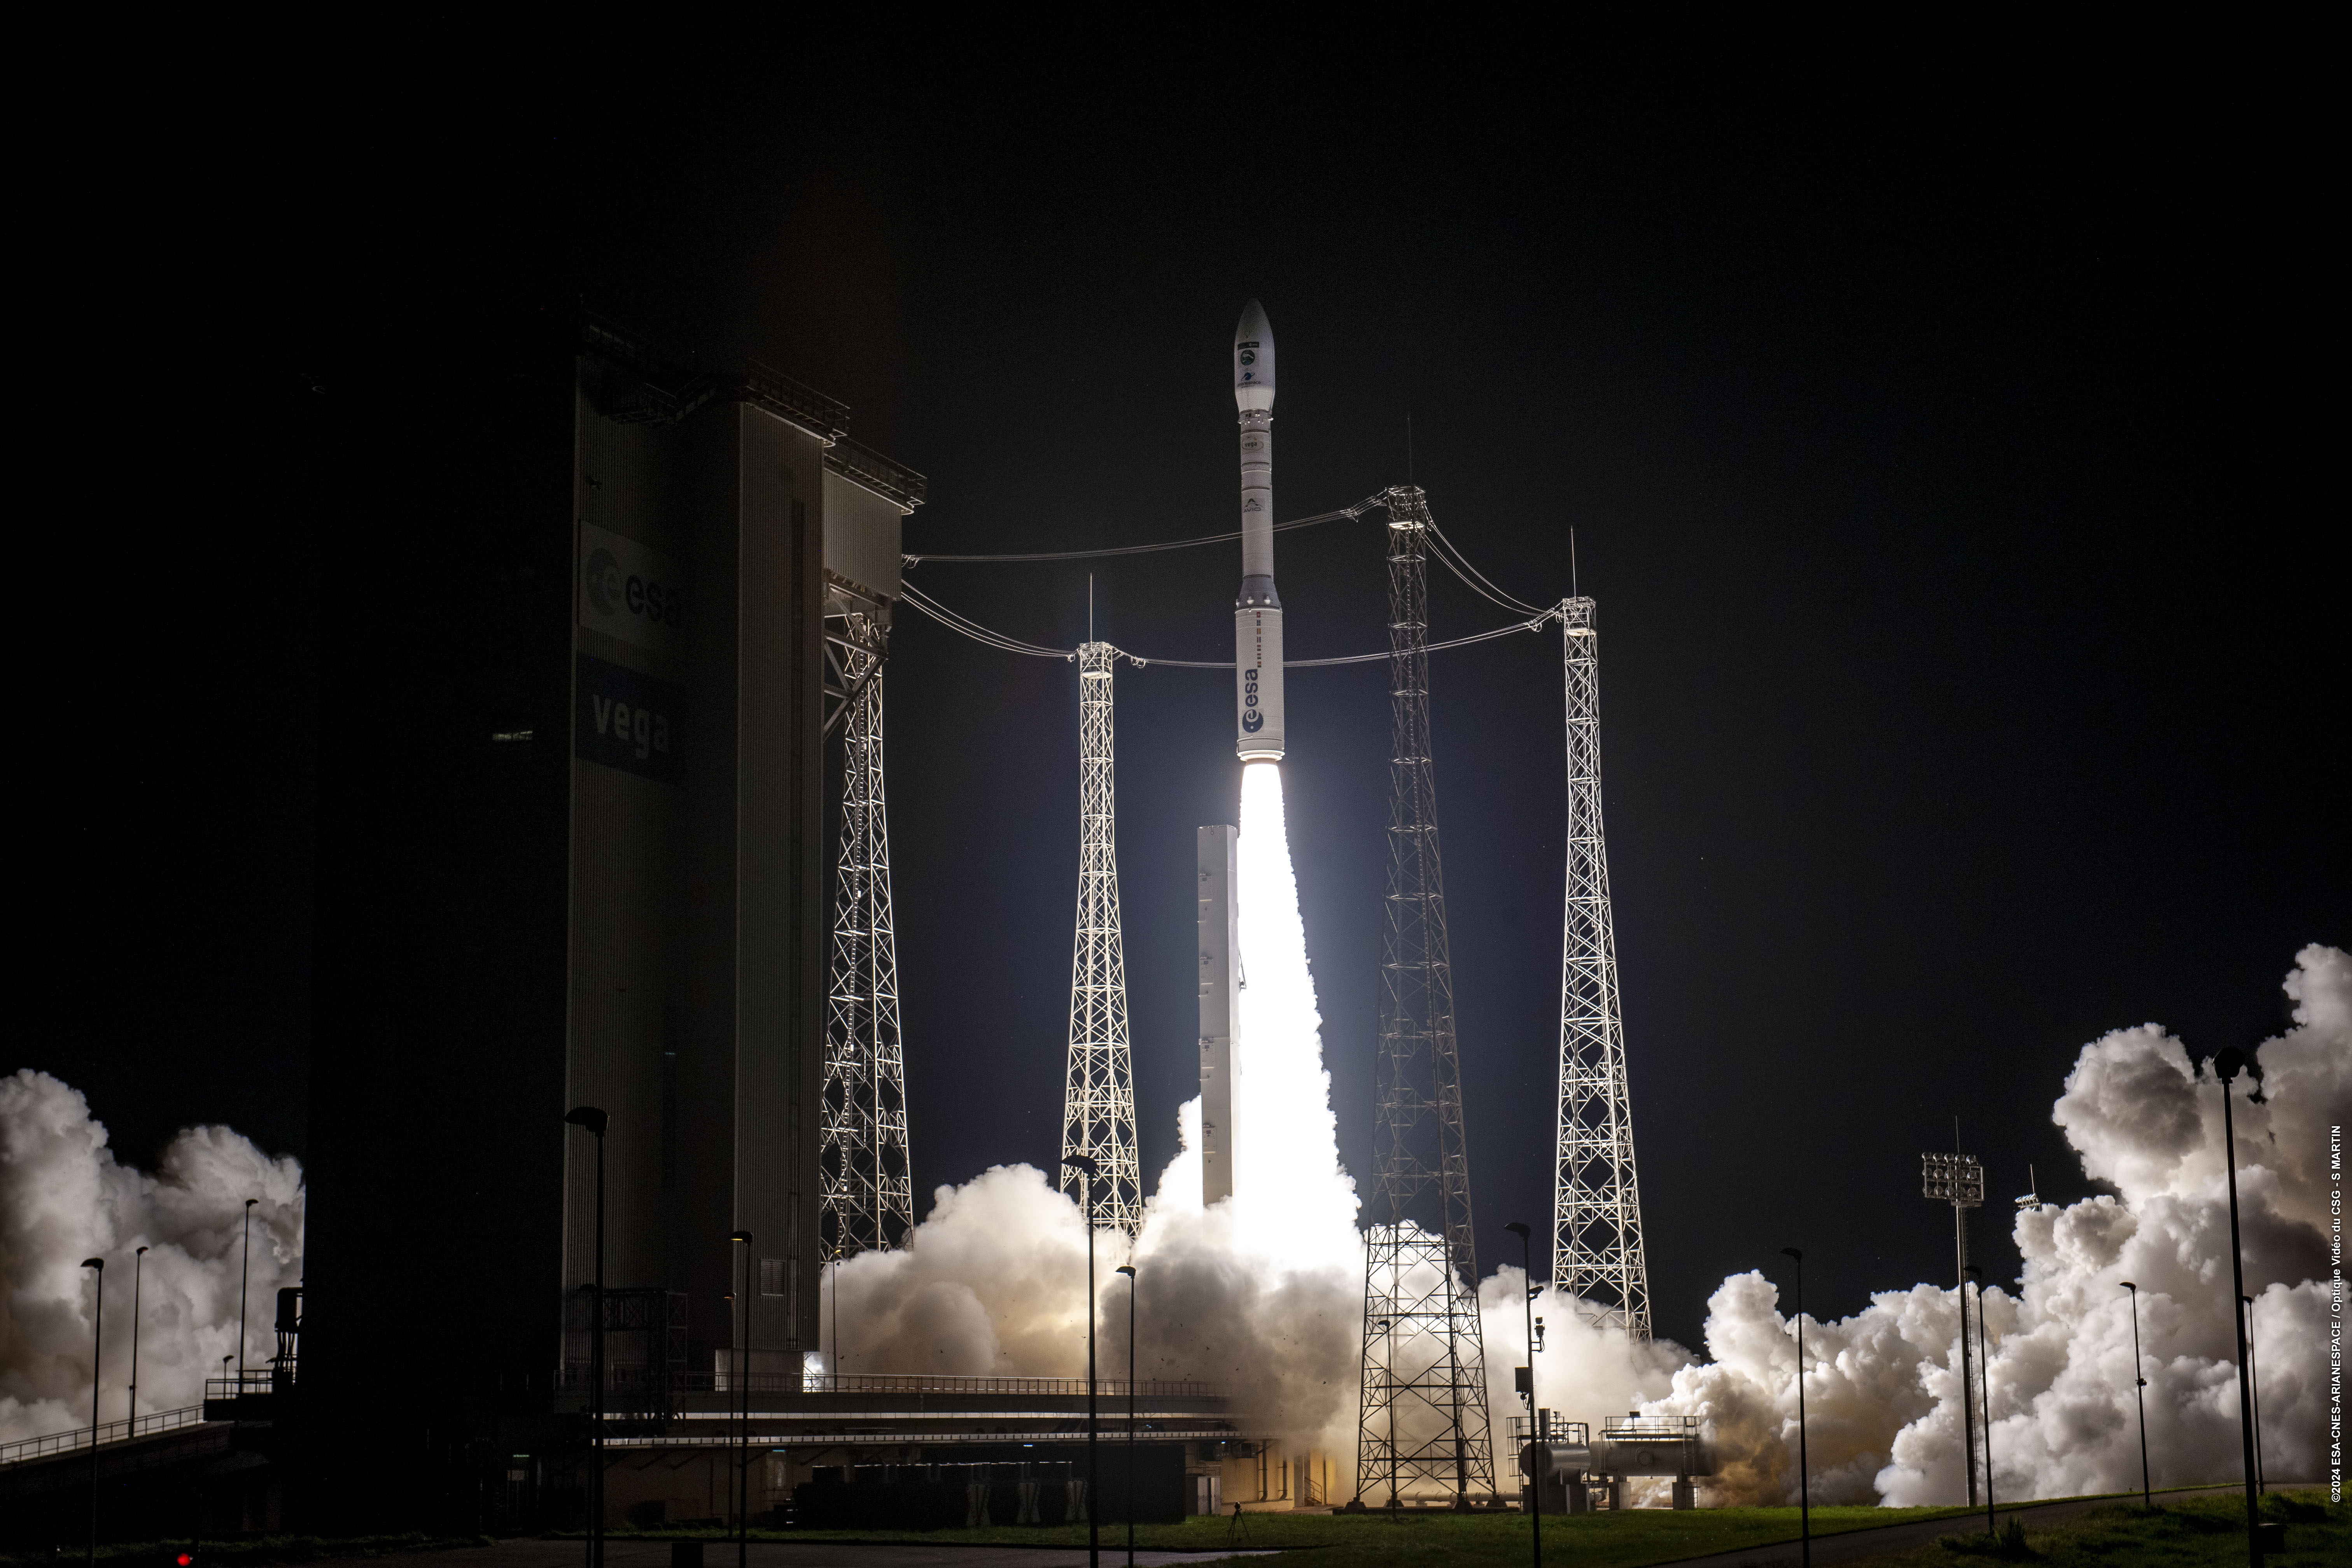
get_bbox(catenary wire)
[902,485,1564,662]
[898,584,1074,659]
[901,579,1557,669]
[1423,514,1552,618]
[902,496,1388,564]
[1116,615,1556,669]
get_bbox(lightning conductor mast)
[1234,299,1284,761]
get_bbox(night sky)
[28,39,2341,1352]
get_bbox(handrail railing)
[0,1405,206,1467]
[555,1367,1224,1400]
[203,1372,277,1400]
[702,1372,1221,1399]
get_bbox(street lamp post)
[2212,1048,2262,1565]
[565,1106,609,1568]
[1965,1264,1993,1539]
[237,1198,259,1383]
[2242,1295,2265,1494]
[82,1256,103,1567]
[1503,1223,1539,1568]
[1064,1153,1101,1568]
[1116,1264,1137,1568]
[2119,1282,2151,1507]
[1780,1248,1809,1568]
[130,1245,149,1422]
[731,1229,755,1567]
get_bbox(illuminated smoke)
[1493,943,2347,1505]
[0,1070,303,1441]
[826,761,1366,1456]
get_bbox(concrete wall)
[562,387,828,1376]
[309,317,857,1531]
[820,466,904,604]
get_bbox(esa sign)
[579,522,684,652]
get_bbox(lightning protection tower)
[1060,641,1142,1235]
[821,607,915,1258]
[1356,485,1497,1508]
[1551,595,1654,1340]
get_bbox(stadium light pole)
[130,1245,149,1421]
[1920,1146,1983,1507]
[731,1229,754,1566]
[2212,1048,2261,1566]
[565,1106,609,1568]
[1064,1153,1101,1568]
[82,1256,103,1567]
[2241,1295,2265,1494]
[2119,1282,2151,1507]
[1965,1264,1993,1538]
[1780,1248,1809,1568]
[1117,1264,1137,1568]
[1504,1222,1539,1568]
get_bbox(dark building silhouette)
[303,309,921,1526]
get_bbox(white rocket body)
[1233,299,1284,761]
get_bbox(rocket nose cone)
[1234,298,1275,409]
[1236,298,1271,348]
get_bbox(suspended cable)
[903,580,1555,670]
[1121,613,1557,669]
[903,496,1387,565]
[897,584,1073,660]
[1423,514,1552,619]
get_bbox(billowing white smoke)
[825,761,1367,1456]
[830,887,2344,1509]
[1498,943,2347,1505]
[0,1070,304,1442]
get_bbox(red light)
[179,1555,193,1564]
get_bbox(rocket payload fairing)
[1233,300,1284,761]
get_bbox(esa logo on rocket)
[1242,667,1265,733]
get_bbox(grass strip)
[0,1535,494,1568]
[1831,1488,2346,1566]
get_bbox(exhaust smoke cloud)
[1480,943,2347,1503]
[830,852,2343,1507]
[825,761,1368,1458]
[0,1070,303,1442]
[6,786,2333,1508]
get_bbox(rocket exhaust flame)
[821,758,1368,1460]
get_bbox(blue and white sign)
[576,653,681,783]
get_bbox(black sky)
[26,35,2342,1350]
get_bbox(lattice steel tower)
[1550,595,1652,1339]
[1356,486,1497,1507]
[821,608,914,1257]
[1060,641,1142,1235]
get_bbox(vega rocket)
[1233,300,1285,761]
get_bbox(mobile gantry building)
[304,308,921,1529]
